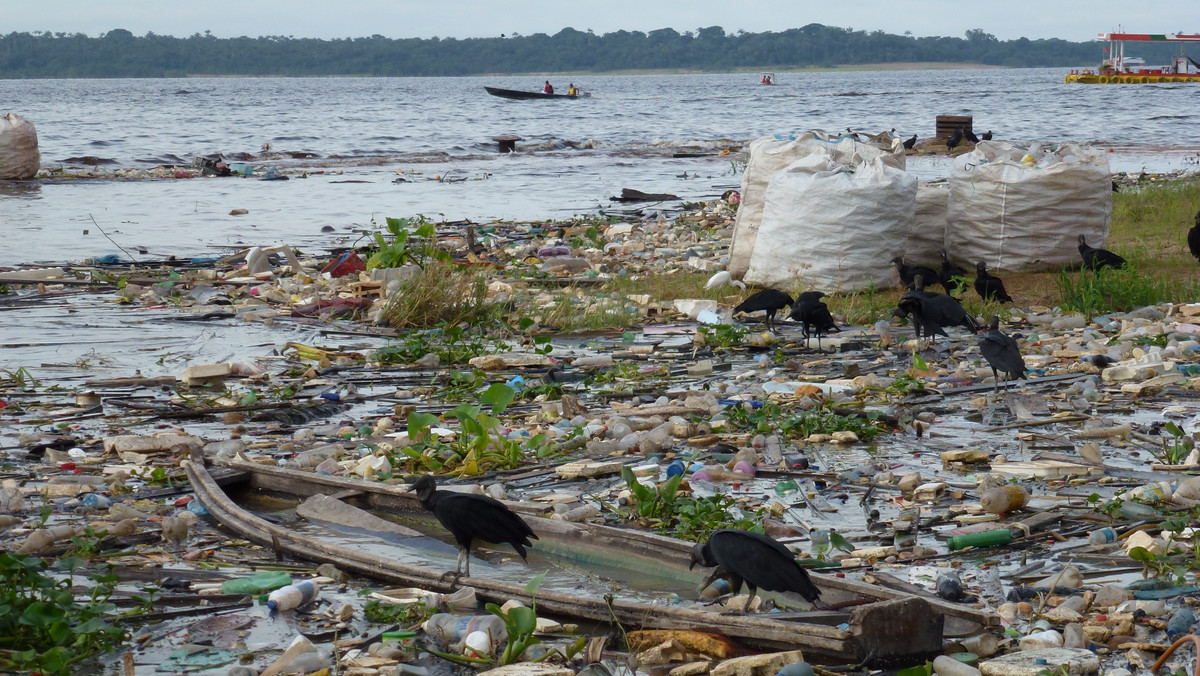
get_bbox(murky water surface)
[2,69,1197,265]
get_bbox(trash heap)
[5,186,1200,675]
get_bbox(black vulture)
[732,289,793,332]
[789,291,840,349]
[897,275,981,347]
[689,529,822,612]
[411,475,537,578]
[963,128,980,144]
[978,315,1026,393]
[1078,234,1127,270]
[891,256,939,290]
[903,134,918,150]
[981,130,993,141]
[1187,210,1200,261]
[946,128,963,150]
[938,250,968,295]
[974,261,1013,303]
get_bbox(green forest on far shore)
[0,24,1184,78]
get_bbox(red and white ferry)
[1065,32,1200,83]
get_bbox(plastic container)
[665,460,686,479]
[284,443,344,469]
[959,633,998,657]
[222,571,293,595]
[933,655,981,676]
[422,613,507,646]
[1018,630,1063,651]
[1088,527,1117,545]
[979,486,1029,515]
[774,663,814,676]
[946,529,1012,551]
[1168,608,1196,637]
[266,580,321,615]
[700,578,732,599]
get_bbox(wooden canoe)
[186,457,998,665]
[485,86,580,100]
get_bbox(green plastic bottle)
[221,571,293,595]
[946,529,1011,551]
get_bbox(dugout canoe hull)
[187,458,998,665]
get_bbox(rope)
[1151,634,1200,676]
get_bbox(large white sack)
[946,141,1111,273]
[905,184,949,267]
[743,154,917,292]
[729,131,905,279]
[0,113,40,180]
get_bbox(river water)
[2,68,1198,265]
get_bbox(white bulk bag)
[743,153,917,292]
[946,141,1111,273]
[0,113,40,180]
[905,184,950,267]
[728,131,905,279]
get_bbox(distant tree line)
[0,25,1185,78]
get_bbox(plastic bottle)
[932,655,981,676]
[422,613,507,646]
[979,486,1029,515]
[700,578,732,599]
[946,529,1012,551]
[222,570,293,595]
[266,580,320,615]
[1168,608,1196,637]
[1018,629,1063,651]
[959,633,998,657]
[1088,527,1117,545]
[284,443,344,469]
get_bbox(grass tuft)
[379,260,492,329]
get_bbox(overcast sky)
[6,1,1197,43]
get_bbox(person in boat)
[543,80,554,94]
[761,74,769,84]
[567,83,577,96]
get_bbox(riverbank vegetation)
[2,25,1183,78]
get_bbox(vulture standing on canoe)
[732,289,793,332]
[978,315,1026,393]
[411,475,537,579]
[1078,234,1127,270]
[690,529,822,613]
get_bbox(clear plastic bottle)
[1168,608,1196,637]
[1088,527,1117,545]
[421,613,507,646]
[933,655,981,676]
[266,580,321,615]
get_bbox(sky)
[5,0,1198,43]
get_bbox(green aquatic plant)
[0,555,125,675]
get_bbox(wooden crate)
[935,115,973,139]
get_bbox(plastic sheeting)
[743,153,917,292]
[728,132,905,280]
[946,141,1111,273]
[0,113,40,180]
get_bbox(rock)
[979,648,1099,676]
[1092,584,1131,608]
